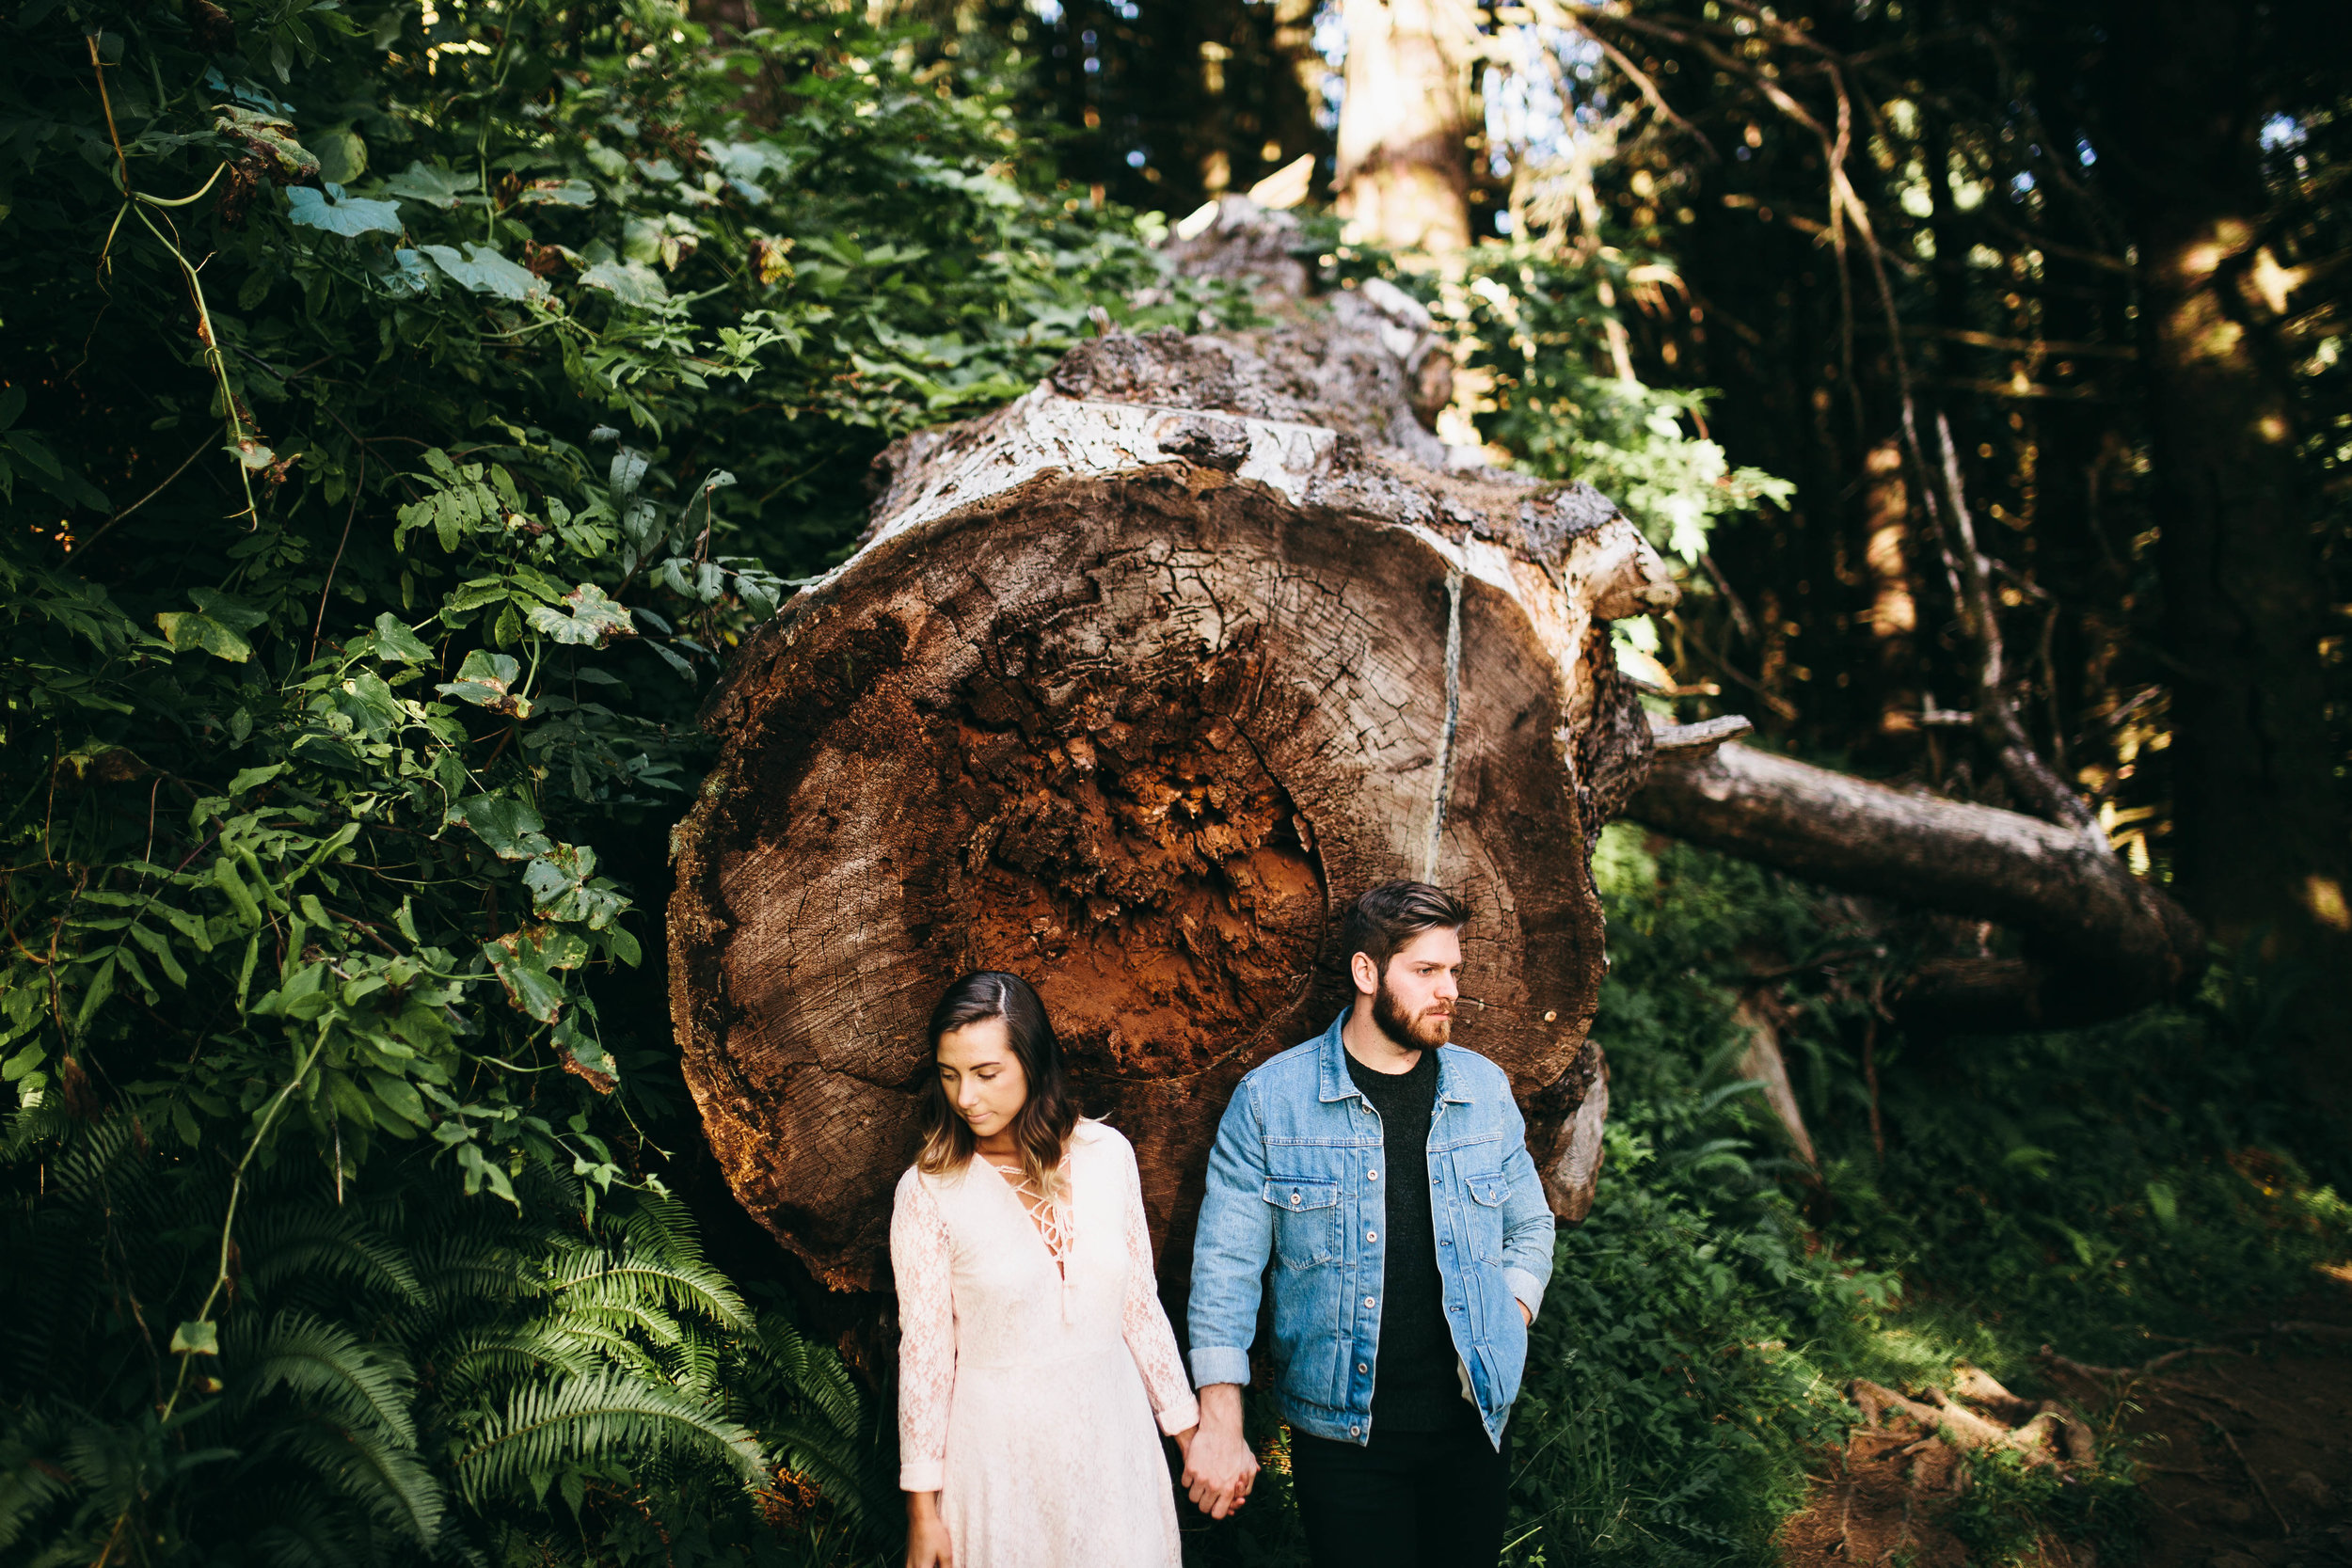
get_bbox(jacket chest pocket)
[1263,1178,1343,1268]
[1462,1172,1511,1265]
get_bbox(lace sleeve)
[1116,1142,1201,1436]
[891,1170,956,1493]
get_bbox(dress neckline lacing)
[986,1157,1072,1283]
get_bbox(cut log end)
[671,231,1681,1286]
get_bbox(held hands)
[905,1492,953,1568]
[1180,1385,1259,1520]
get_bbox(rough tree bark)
[669,206,1661,1289]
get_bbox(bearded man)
[1181,881,1556,1568]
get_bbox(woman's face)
[936,1016,1030,1143]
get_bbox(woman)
[892,972,1200,1568]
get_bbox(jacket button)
[1357,1362,1368,1374]
[1364,1296,1375,1309]
[1366,1229,1377,1242]
[1350,1425,1361,1436]
[1291,1193,1301,1206]
[1367,1169,1379,1181]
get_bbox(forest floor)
[1779,1267,2352,1568]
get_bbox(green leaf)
[484,935,566,1023]
[227,762,288,795]
[213,105,318,181]
[419,243,546,302]
[73,955,118,1030]
[378,160,479,209]
[286,184,403,237]
[447,794,553,861]
[311,127,369,184]
[370,612,435,664]
[128,923,190,987]
[215,854,263,927]
[579,259,669,307]
[156,586,271,662]
[171,1320,221,1355]
[2145,1180,2179,1227]
[367,1070,432,1128]
[525,584,636,646]
[517,177,596,208]
[433,650,532,716]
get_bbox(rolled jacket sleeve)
[1186,1082,1273,1389]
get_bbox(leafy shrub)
[0,1117,893,1563]
[1944,1447,2147,1568]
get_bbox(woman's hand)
[1171,1424,1199,1465]
[906,1492,953,1568]
[1182,1386,1260,1518]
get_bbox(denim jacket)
[1186,1011,1556,1449]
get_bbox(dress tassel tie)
[990,1160,1075,1323]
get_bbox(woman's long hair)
[914,972,1080,1196]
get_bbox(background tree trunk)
[1332,0,1480,251]
[668,214,1672,1288]
[2100,0,2349,1109]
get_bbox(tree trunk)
[1332,0,1479,251]
[668,209,1672,1288]
[2099,0,2349,1109]
[1631,735,2207,1032]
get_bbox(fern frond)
[264,1414,448,1546]
[405,1234,541,1317]
[743,1313,869,1436]
[229,1311,421,1446]
[237,1202,428,1308]
[516,1312,667,1380]
[670,1322,722,1399]
[427,1326,601,1397]
[453,1371,765,1504]
[541,1282,692,1351]
[544,1246,752,1333]
[757,1413,896,1528]
[0,1406,84,1549]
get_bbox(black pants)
[1288,1409,1509,1568]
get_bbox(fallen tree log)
[667,206,1677,1289]
[1629,737,2206,1031]
[669,201,2206,1291]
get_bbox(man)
[1181,881,1556,1568]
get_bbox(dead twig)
[2219,1427,2291,1537]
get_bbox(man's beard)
[1371,975,1452,1051]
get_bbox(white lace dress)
[892,1119,1200,1568]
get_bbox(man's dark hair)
[1341,880,1472,975]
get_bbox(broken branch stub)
[667,203,1692,1288]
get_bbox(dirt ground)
[1779,1269,2352,1567]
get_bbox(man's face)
[1362,926,1463,1051]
